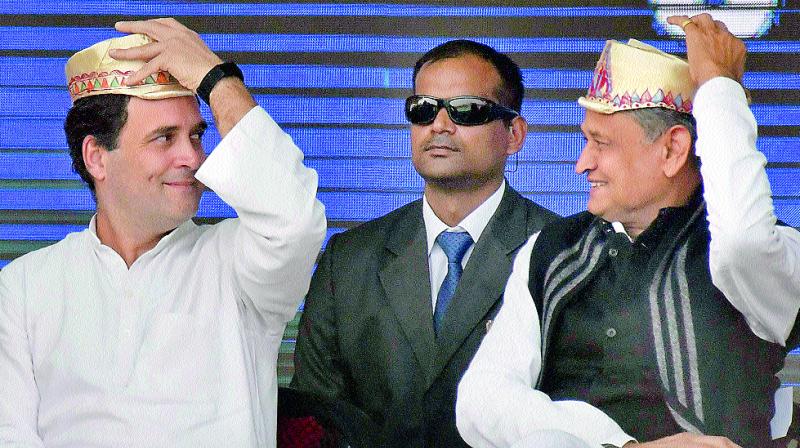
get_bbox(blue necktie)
[434,231,474,336]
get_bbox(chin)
[170,203,200,223]
[585,198,597,213]
[585,201,605,219]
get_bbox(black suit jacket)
[291,185,557,447]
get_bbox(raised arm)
[111,19,326,326]
[668,13,800,346]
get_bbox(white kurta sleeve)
[456,233,634,448]
[694,77,800,346]
[0,267,45,446]
[195,106,326,328]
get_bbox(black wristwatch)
[196,62,244,105]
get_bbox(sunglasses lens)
[405,96,439,124]
[447,97,492,125]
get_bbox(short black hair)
[64,94,131,193]
[412,39,525,113]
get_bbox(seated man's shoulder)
[328,200,422,250]
[3,229,91,279]
[519,196,559,224]
[540,210,595,234]
[530,210,598,254]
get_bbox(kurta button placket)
[116,278,138,385]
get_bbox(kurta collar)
[88,214,198,265]
[608,187,704,250]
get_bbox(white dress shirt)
[423,180,505,310]
[456,77,800,447]
[0,106,327,447]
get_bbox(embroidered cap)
[65,34,193,103]
[578,39,695,115]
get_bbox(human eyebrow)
[584,129,610,144]
[144,126,180,142]
[191,121,209,136]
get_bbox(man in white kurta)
[0,19,326,447]
[457,14,800,448]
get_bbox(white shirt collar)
[611,221,633,242]
[422,180,506,254]
[87,214,197,260]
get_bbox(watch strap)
[196,62,244,105]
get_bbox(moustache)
[423,136,461,152]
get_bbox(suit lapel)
[378,203,437,379]
[430,187,531,383]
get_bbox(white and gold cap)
[65,34,193,103]
[578,39,695,114]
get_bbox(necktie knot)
[436,231,473,265]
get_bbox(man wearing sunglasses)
[291,40,557,446]
[458,14,800,448]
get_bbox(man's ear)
[661,125,694,178]
[82,135,108,184]
[506,115,528,156]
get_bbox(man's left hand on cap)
[666,13,746,88]
[110,18,223,92]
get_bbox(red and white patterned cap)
[65,34,193,103]
[578,39,696,115]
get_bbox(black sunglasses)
[404,95,519,126]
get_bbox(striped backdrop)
[0,1,798,385]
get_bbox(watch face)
[649,0,780,38]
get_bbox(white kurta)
[456,77,800,447]
[0,106,327,447]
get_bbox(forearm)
[196,106,326,324]
[458,348,631,448]
[697,77,770,232]
[208,77,258,138]
[696,77,800,345]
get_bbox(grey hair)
[625,107,697,145]
[624,107,699,168]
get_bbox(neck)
[622,171,701,240]
[95,208,170,268]
[424,177,503,227]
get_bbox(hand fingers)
[115,19,174,42]
[123,56,164,86]
[108,41,162,62]
[667,14,734,38]
[666,14,691,27]
[153,17,188,32]
[690,13,715,28]
[666,14,701,35]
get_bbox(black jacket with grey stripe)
[528,196,789,447]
